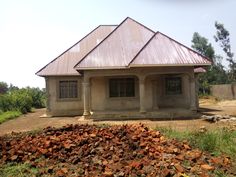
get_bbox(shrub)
[26,87,46,108]
[0,85,46,114]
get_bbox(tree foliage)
[214,22,236,82]
[191,32,228,94]
[0,82,8,94]
[0,83,45,114]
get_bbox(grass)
[157,127,236,176]
[0,163,39,177]
[157,126,236,158]
[0,111,22,124]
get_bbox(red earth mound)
[0,124,231,176]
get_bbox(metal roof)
[194,67,207,73]
[74,17,155,69]
[37,17,211,76]
[36,25,116,76]
[130,32,211,67]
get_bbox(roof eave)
[76,66,128,70]
[129,63,211,67]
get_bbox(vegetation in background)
[0,82,45,123]
[214,22,236,82]
[192,21,235,95]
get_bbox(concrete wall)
[154,74,190,108]
[211,84,236,100]
[45,66,195,117]
[91,76,140,111]
[88,67,193,112]
[45,76,83,116]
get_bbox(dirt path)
[0,109,79,136]
[0,99,236,136]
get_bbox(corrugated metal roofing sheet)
[74,17,155,69]
[36,25,116,76]
[194,67,206,73]
[130,32,211,67]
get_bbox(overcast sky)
[0,0,235,88]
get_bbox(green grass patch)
[0,163,39,177]
[0,111,22,124]
[156,127,236,158]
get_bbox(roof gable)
[36,25,116,76]
[74,17,155,69]
[130,32,211,66]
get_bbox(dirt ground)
[0,98,236,136]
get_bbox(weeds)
[0,163,39,177]
[0,111,21,124]
[157,126,236,158]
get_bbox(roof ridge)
[157,31,212,63]
[74,17,155,69]
[128,32,159,66]
[126,17,155,33]
[74,17,130,69]
[36,25,105,76]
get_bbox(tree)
[214,22,236,82]
[191,32,215,60]
[0,82,8,94]
[191,32,228,94]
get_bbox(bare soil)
[0,98,236,136]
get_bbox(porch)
[81,67,198,119]
[90,108,199,120]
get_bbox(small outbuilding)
[36,17,211,119]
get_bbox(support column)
[82,80,91,116]
[190,74,197,111]
[195,74,199,110]
[139,76,146,113]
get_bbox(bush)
[26,87,45,108]
[9,89,33,113]
[0,86,45,114]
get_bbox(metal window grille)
[165,77,182,95]
[59,81,78,98]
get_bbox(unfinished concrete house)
[36,17,211,119]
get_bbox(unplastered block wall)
[45,76,84,116]
[211,84,236,100]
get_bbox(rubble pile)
[0,124,231,176]
[202,114,236,123]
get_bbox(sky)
[0,0,235,88]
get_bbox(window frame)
[165,76,182,95]
[108,77,136,98]
[57,79,80,101]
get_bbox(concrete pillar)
[139,76,146,113]
[195,74,199,110]
[82,80,91,116]
[190,74,197,111]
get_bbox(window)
[165,77,182,95]
[59,81,78,99]
[109,78,135,97]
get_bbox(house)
[36,17,211,119]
